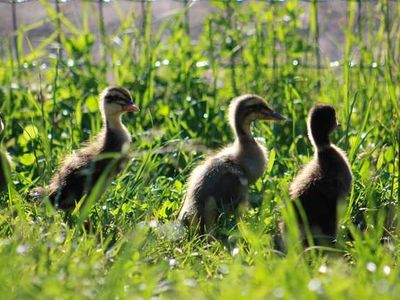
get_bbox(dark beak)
[268,110,286,121]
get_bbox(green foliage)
[0,1,399,299]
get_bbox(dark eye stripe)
[245,103,266,113]
[108,88,131,100]
[106,95,130,104]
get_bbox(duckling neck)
[310,130,331,152]
[233,118,254,144]
[105,113,124,132]
[103,113,131,151]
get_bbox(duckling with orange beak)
[32,87,139,210]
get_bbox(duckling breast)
[104,126,131,153]
[237,140,268,184]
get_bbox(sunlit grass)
[0,1,399,299]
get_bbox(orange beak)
[123,102,140,113]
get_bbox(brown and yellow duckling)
[289,104,352,244]
[178,94,285,234]
[32,87,139,210]
[0,116,12,191]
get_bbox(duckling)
[0,116,12,191]
[289,104,352,244]
[178,94,285,233]
[32,87,139,210]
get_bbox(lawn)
[0,1,399,299]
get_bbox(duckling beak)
[123,102,140,113]
[267,110,286,121]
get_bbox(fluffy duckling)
[178,94,285,233]
[0,116,12,191]
[289,104,352,244]
[32,87,139,210]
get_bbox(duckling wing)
[194,159,249,214]
[179,157,250,231]
[48,152,119,210]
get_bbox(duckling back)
[289,145,352,240]
[290,146,352,199]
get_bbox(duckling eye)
[247,103,266,112]
[257,104,267,111]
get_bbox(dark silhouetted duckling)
[289,104,352,244]
[32,87,139,210]
[178,94,285,234]
[0,116,12,191]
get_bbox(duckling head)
[308,103,339,149]
[229,94,285,140]
[100,86,140,118]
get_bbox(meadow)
[0,0,399,299]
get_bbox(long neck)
[309,123,330,151]
[233,114,254,144]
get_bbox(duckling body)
[0,151,12,191]
[289,104,352,243]
[0,117,12,191]
[178,94,285,233]
[33,87,139,210]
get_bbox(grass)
[0,0,399,299]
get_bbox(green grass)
[0,1,399,299]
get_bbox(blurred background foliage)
[0,0,399,298]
